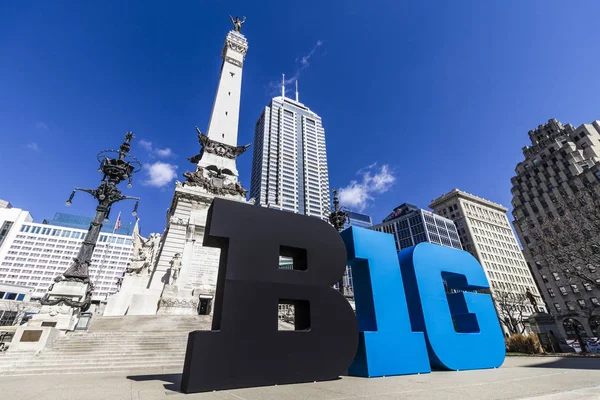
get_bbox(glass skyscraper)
[344,211,373,229]
[372,203,462,252]
[250,92,330,221]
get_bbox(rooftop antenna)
[295,80,299,102]
[281,73,285,98]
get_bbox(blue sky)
[1,1,600,235]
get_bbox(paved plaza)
[1,356,600,400]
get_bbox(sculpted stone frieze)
[159,297,199,309]
[188,127,250,164]
[182,167,248,197]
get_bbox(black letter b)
[181,198,358,393]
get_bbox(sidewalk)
[1,356,600,399]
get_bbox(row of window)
[554,298,599,313]
[0,291,26,301]
[17,225,133,245]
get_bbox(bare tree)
[0,302,26,326]
[525,179,600,288]
[493,290,532,335]
[0,300,39,326]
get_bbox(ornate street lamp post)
[40,132,142,311]
[329,189,350,296]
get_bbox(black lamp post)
[40,132,142,311]
[328,189,350,296]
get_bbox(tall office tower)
[344,211,373,229]
[0,208,135,300]
[250,82,331,221]
[510,119,600,339]
[430,189,545,331]
[372,203,462,252]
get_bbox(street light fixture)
[329,189,350,296]
[40,132,142,311]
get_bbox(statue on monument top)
[230,15,246,33]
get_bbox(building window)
[591,297,600,307]
[554,303,562,313]
[584,283,593,291]
[566,302,575,311]
[559,286,568,296]
[552,272,560,281]
[4,292,17,300]
[0,311,18,326]
[548,288,556,297]
[0,221,14,248]
[542,275,548,283]
[571,284,580,293]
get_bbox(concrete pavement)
[1,356,600,399]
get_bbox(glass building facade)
[0,208,135,300]
[250,96,330,221]
[344,211,373,229]
[43,213,135,236]
[372,203,462,252]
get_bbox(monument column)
[126,18,251,316]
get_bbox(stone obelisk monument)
[127,17,251,316]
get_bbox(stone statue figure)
[526,289,539,312]
[169,253,182,285]
[127,232,161,275]
[230,15,246,33]
[126,248,148,274]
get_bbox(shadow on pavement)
[527,357,600,370]
[127,373,182,393]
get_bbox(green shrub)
[505,333,543,354]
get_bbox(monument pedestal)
[34,279,91,330]
[104,273,152,316]
[8,280,89,352]
[157,285,199,315]
[149,183,246,316]
[528,312,574,353]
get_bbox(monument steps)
[0,316,294,376]
[0,316,207,376]
[1,364,183,376]
[87,315,212,332]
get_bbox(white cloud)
[35,122,49,131]
[300,40,323,67]
[268,40,324,95]
[139,139,153,151]
[138,139,173,158]
[338,164,395,212]
[26,142,40,152]
[154,147,173,158]
[143,162,178,188]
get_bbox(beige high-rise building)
[510,118,600,340]
[430,189,544,333]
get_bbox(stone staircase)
[0,315,294,376]
[0,315,211,376]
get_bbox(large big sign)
[181,198,505,394]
